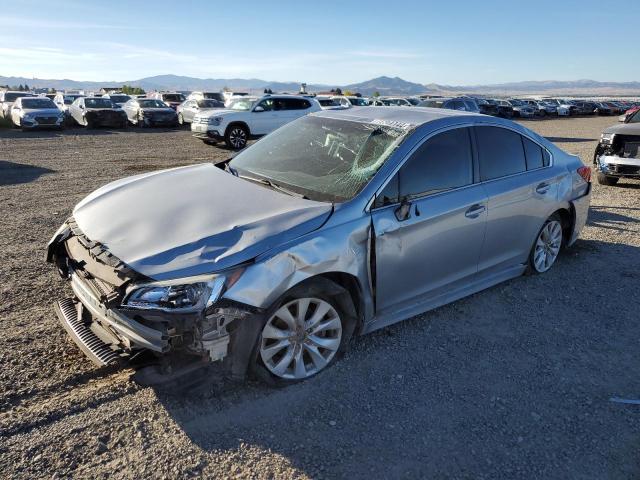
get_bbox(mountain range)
[1,74,639,96]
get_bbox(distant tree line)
[120,85,145,95]
[1,84,31,91]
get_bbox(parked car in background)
[222,91,250,103]
[605,102,625,115]
[315,96,347,110]
[187,91,225,103]
[474,98,499,116]
[1,91,35,118]
[418,97,480,113]
[102,93,132,108]
[9,96,65,130]
[485,99,515,118]
[47,107,591,383]
[593,102,614,115]
[382,97,413,106]
[191,94,321,149]
[619,106,640,122]
[68,97,128,128]
[53,93,85,113]
[406,97,422,106]
[123,98,179,127]
[593,109,640,185]
[149,92,186,110]
[177,98,225,124]
[506,99,536,118]
[331,96,369,107]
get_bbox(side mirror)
[394,198,412,222]
[79,105,84,109]
[254,105,265,112]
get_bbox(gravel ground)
[1,117,639,479]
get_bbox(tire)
[225,124,248,150]
[178,113,184,125]
[253,280,354,385]
[528,214,563,274]
[596,172,619,186]
[83,116,93,128]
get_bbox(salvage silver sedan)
[47,107,591,384]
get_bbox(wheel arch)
[225,121,251,137]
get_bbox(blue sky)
[2,0,638,85]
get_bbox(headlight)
[123,269,243,311]
[207,116,223,126]
[600,133,615,144]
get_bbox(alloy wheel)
[533,220,562,273]
[260,298,342,380]
[229,127,247,149]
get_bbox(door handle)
[465,204,486,219]
[536,182,551,194]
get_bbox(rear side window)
[522,136,548,170]
[398,128,474,198]
[281,98,311,110]
[476,126,527,181]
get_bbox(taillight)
[577,166,591,183]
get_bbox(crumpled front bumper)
[596,154,640,178]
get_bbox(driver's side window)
[257,99,274,111]
[374,127,474,208]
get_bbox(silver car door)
[474,126,559,275]
[371,127,488,314]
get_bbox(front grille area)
[610,164,640,176]
[36,116,58,124]
[55,298,121,366]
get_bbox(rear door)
[474,125,558,276]
[371,127,488,314]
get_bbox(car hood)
[140,107,176,114]
[72,163,333,280]
[22,108,61,115]
[86,108,122,113]
[196,109,241,118]
[603,123,640,135]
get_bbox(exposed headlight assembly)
[123,268,244,312]
[600,133,615,144]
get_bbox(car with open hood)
[68,97,128,128]
[48,107,591,386]
[122,98,179,127]
[9,96,65,130]
[593,109,640,185]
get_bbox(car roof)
[313,106,482,127]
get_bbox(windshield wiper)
[238,174,308,199]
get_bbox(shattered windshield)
[229,115,410,202]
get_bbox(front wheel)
[529,214,563,274]
[178,113,184,125]
[225,125,248,149]
[596,172,619,186]
[256,288,350,384]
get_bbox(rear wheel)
[596,172,619,186]
[528,214,563,274]
[225,124,248,149]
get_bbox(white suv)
[191,95,321,149]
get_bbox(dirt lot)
[1,117,639,479]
